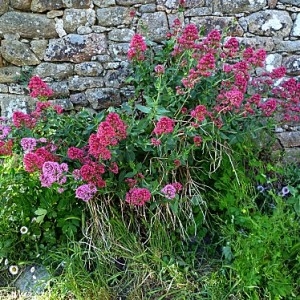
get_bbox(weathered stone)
[109,43,129,61]
[157,0,205,9]
[70,92,88,105]
[235,37,275,51]
[184,7,213,17]
[49,81,69,97]
[139,4,156,13]
[104,68,129,88]
[283,55,300,75]
[242,10,293,37]
[0,67,21,83]
[10,0,31,11]
[268,0,277,8]
[190,16,244,36]
[116,0,155,5]
[8,84,26,94]
[96,7,131,26]
[265,53,283,72]
[93,0,116,7]
[0,40,40,66]
[30,40,48,60]
[74,62,103,76]
[33,63,74,80]
[55,18,67,38]
[68,76,104,90]
[138,12,169,42]
[0,12,57,39]
[212,0,266,14]
[0,94,31,118]
[291,14,300,37]
[277,132,300,148]
[274,40,300,52]
[0,0,9,16]
[44,33,107,63]
[85,87,121,109]
[280,0,300,6]
[283,148,300,164]
[62,0,91,8]
[31,0,64,12]
[77,26,93,34]
[108,28,134,42]
[0,84,8,93]
[47,10,64,18]
[50,98,74,110]
[63,9,96,33]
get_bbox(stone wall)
[0,0,299,161]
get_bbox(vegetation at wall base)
[0,21,300,299]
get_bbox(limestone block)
[268,0,278,8]
[63,9,96,33]
[274,40,300,52]
[62,0,91,8]
[0,67,21,83]
[117,0,155,5]
[70,93,88,105]
[47,10,64,18]
[283,148,300,164]
[283,55,300,75]
[0,83,8,93]
[242,10,293,37]
[85,88,121,109]
[33,63,74,80]
[0,12,57,39]
[212,0,266,14]
[74,62,103,76]
[139,4,156,13]
[30,40,49,60]
[44,33,107,63]
[104,68,130,88]
[280,0,300,6]
[8,84,26,94]
[190,16,244,36]
[0,0,9,16]
[68,76,104,91]
[10,0,31,11]
[277,132,300,148]
[157,0,205,9]
[109,43,130,61]
[0,94,31,118]
[184,7,212,17]
[234,37,275,51]
[265,53,283,72]
[291,14,300,36]
[31,0,64,12]
[77,26,93,34]
[48,81,69,97]
[108,28,134,42]
[0,40,40,66]
[93,0,116,7]
[138,12,169,42]
[96,7,132,26]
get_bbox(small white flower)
[30,266,35,273]
[20,226,28,234]
[4,259,9,266]
[32,275,37,280]
[9,265,19,275]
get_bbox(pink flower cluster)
[75,184,97,202]
[161,182,182,199]
[127,34,147,61]
[153,117,175,135]
[125,187,151,206]
[0,139,13,156]
[12,112,36,129]
[21,138,37,153]
[0,124,11,140]
[40,161,68,188]
[28,76,53,99]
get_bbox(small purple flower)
[161,184,177,199]
[75,184,97,202]
[20,137,37,153]
[281,186,290,196]
[256,185,265,193]
[72,169,81,180]
[0,125,11,140]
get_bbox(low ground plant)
[0,19,299,299]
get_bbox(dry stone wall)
[0,0,299,161]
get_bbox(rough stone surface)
[283,55,300,75]
[277,132,300,148]
[49,81,70,97]
[31,0,64,12]
[0,94,31,118]
[213,0,266,14]
[96,7,131,26]
[0,0,9,16]
[117,0,155,5]
[274,40,300,52]
[242,10,293,37]
[191,16,244,36]
[63,9,96,33]
[291,14,300,36]
[74,62,103,76]
[268,0,277,8]
[33,63,74,80]
[70,92,88,105]
[0,12,57,39]
[85,88,121,109]
[30,40,49,60]
[0,40,40,66]
[93,0,116,7]
[68,76,104,91]
[44,33,107,63]
[108,28,135,42]
[0,67,21,83]
[280,0,300,6]
[138,12,169,42]
[10,0,31,11]
[283,148,300,164]
[47,10,64,18]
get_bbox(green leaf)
[135,104,152,114]
[34,208,47,224]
